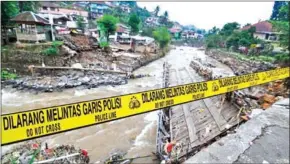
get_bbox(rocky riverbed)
[2,70,128,93]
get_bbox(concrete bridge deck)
[168,66,240,160]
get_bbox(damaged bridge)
[156,62,241,162]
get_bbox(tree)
[164,11,168,19]
[153,27,171,49]
[205,34,224,48]
[207,26,220,35]
[1,1,19,44]
[226,30,257,49]
[270,2,289,50]
[272,21,289,49]
[128,13,140,34]
[243,23,251,27]
[159,11,169,25]
[154,5,160,16]
[97,14,119,41]
[18,1,40,12]
[141,27,154,37]
[270,1,288,21]
[220,22,240,36]
[76,16,85,32]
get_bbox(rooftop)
[40,2,60,8]
[11,11,50,25]
[241,21,274,33]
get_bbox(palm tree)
[154,5,160,16]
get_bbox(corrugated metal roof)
[11,11,50,25]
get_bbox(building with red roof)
[240,21,281,41]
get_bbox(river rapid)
[1,47,215,163]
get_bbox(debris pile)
[60,35,92,51]
[190,57,289,121]
[3,71,127,92]
[205,49,276,75]
[1,141,90,164]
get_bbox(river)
[1,47,217,163]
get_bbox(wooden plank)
[182,103,198,143]
[203,98,227,131]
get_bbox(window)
[43,6,48,10]
[51,7,55,11]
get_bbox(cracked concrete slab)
[184,98,289,164]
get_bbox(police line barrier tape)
[1,67,289,145]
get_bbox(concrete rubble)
[184,98,289,164]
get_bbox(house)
[120,3,131,13]
[11,11,52,43]
[240,21,280,42]
[169,27,182,39]
[109,24,131,43]
[145,17,160,26]
[181,30,195,39]
[39,2,88,18]
[38,1,89,30]
[87,2,112,19]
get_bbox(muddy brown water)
[1,47,234,163]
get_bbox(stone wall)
[1,49,63,75]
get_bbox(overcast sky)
[138,2,274,30]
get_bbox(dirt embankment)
[2,34,165,92]
[195,48,289,112]
[205,49,276,75]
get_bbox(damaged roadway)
[184,98,289,164]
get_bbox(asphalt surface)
[184,98,289,164]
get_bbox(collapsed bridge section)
[156,63,241,162]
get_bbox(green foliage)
[76,16,85,30]
[153,27,171,49]
[154,6,160,16]
[52,41,63,47]
[205,34,224,48]
[226,31,253,49]
[1,70,17,80]
[207,26,220,36]
[274,53,290,62]
[1,1,19,26]
[43,41,61,56]
[128,13,141,34]
[97,14,119,39]
[18,1,40,12]
[270,1,289,21]
[271,16,289,49]
[164,11,168,18]
[43,47,58,56]
[100,41,109,48]
[141,27,154,37]
[220,22,240,36]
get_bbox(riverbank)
[1,35,170,93]
[1,46,185,163]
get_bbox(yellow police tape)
[1,67,289,145]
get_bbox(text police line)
[1,67,289,145]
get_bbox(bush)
[1,70,17,80]
[274,53,290,62]
[52,41,63,47]
[100,41,109,48]
[43,47,58,56]
[205,34,224,48]
[153,27,171,49]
